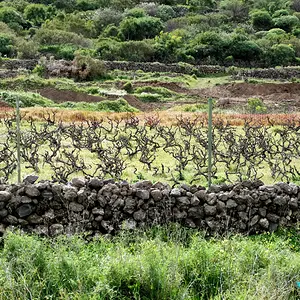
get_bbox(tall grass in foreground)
[0,225,299,300]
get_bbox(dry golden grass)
[15,108,300,126]
[1,107,300,126]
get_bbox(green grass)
[0,89,137,112]
[0,226,299,299]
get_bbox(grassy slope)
[0,226,299,299]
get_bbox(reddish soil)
[195,82,300,111]
[1,82,300,112]
[38,87,153,111]
[38,88,107,103]
[132,80,189,93]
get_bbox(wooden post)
[208,98,213,188]
[16,96,21,184]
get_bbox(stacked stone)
[232,67,300,80]
[0,177,299,237]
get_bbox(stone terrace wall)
[103,61,226,75]
[0,178,299,237]
[0,59,226,75]
[2,59,300,79]
[1,59,38,71]
[232,67,300,80]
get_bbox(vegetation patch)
[0,227,299,299]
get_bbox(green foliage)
[43,12,96,38]
[0,90,53,107]
[16,39,39,59]
[137,92,161,102]
[0,228,299,299]
[247,97,267,113]
[60,98,138,112]
[32,64,47,77]
[97,39,155,61]
[119,16,164,40]
[0,6,25,28]
[24,4,50,26]
[123,7,146,18]
[0,33,14,57]
[229,40,262,61]
[1,0,300,67]
[72,53,107,80]
[39,44,78,60]
[122,81,133,93]
[267,43,296,66]
[272,9,290,17]
[34,28,91,47]
[273,15,299,32]
[154,31,185,63]
[251,9,273,30]
[156,4,176,21]
[93,7,122,34]
[220,0,248,21]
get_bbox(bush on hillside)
[273,15,299,32]
[251,10,273,30]
[96,39,155,62]
[119,16,164,40]
[0,34,15,57]
[34,28,91,47]
[72,53,107,81]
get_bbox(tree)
[93,8,122,35]
[251,10,273,30]
[229,40,262,61]
[0,7,25,26]
[266,43,296,66]
[24,4,49,26]
[220,0,248,21]
[254,0,290,14]
[0,33,14,56]
[273,15,299,32]
[154,31,185,62]
[119,16,164,40]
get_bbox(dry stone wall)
[231,67,300,80]
[3,59,300,79]
[0,178,299,237]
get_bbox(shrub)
[0,7,25,27]
[16,39,39,59]
[156,4,176,21]
[96,98,137,112]
[273,15,299,32]
[135,86,176,97]
[251,10,273,30]
[34,28,91,47]
[97,39,155,62]
[267,43,296,66]
[122,81,133,93]
[137,93,161,102]
[93,8,122,34]
[272,9,290,18]
[229,40,262,61]
[119,16,164,40]
[247,97,267,113]
[220,0,248,21]
[0,90,53,107]
[123,7,146,18]
[72,53,107,81]
[24,4,49,26]
[39,44,77,60]
[0,33,14,57]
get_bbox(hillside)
[0,0,300,67]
